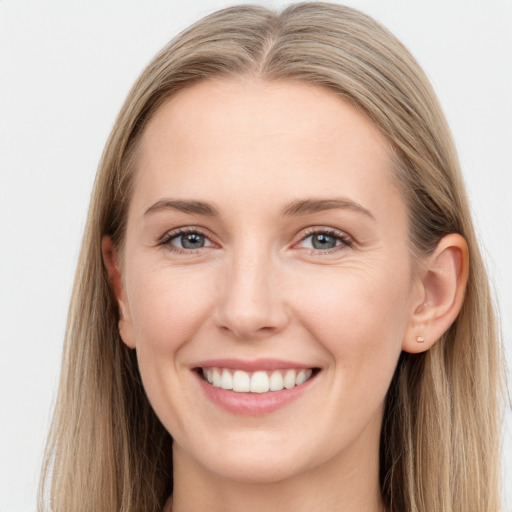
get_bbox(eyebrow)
[282,198,375,220]
[144,197,374,220]
[144,199,220,216]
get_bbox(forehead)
[132,78,402,221]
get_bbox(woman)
[39,3,503,511]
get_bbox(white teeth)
[220,369,233,390]
[283,369,296,389]
[250,371,270,393]
[269,370,284,391]
[232,370,250,392]
[212,368,222,387]
[202,367,315,393]
[296,369,307,385]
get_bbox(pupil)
[312,233,336,249]
[182,233,204,249]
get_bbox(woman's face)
[115,78,423,484]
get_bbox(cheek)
[293,262,411,376]
[124,264,219,433]
[126,263,217,354]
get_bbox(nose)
[214,247,290,340]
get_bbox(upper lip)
[193,358,317,372]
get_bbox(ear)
[402,233,469,354]
[101,236,136,349]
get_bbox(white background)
[1,1,511,510]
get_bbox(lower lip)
[195,370,318,416]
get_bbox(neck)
[168,414,385,512]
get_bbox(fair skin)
[103,78,468,512]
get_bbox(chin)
[206,453,309,485]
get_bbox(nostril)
[216,321,280,340]
[255,326,278,336]
[213,278,290,339]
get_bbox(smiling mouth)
[197,367,319,393]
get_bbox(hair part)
[40,3,503,511]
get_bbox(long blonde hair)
[39,3,503,511]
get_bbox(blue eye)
[162,229,214,251]
[309,233,339,249]
[298,230,352,251]
[173,232,206,249]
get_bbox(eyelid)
[294,226,354,252]
[156,225,354,255]
[158,226,218,252]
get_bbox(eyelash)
[296,227,354,254]
[158,227,215,254]
[158,226,353,255]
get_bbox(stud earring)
[416,336,425,343]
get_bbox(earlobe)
[403,233,469,354]
[101,236,136,349]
